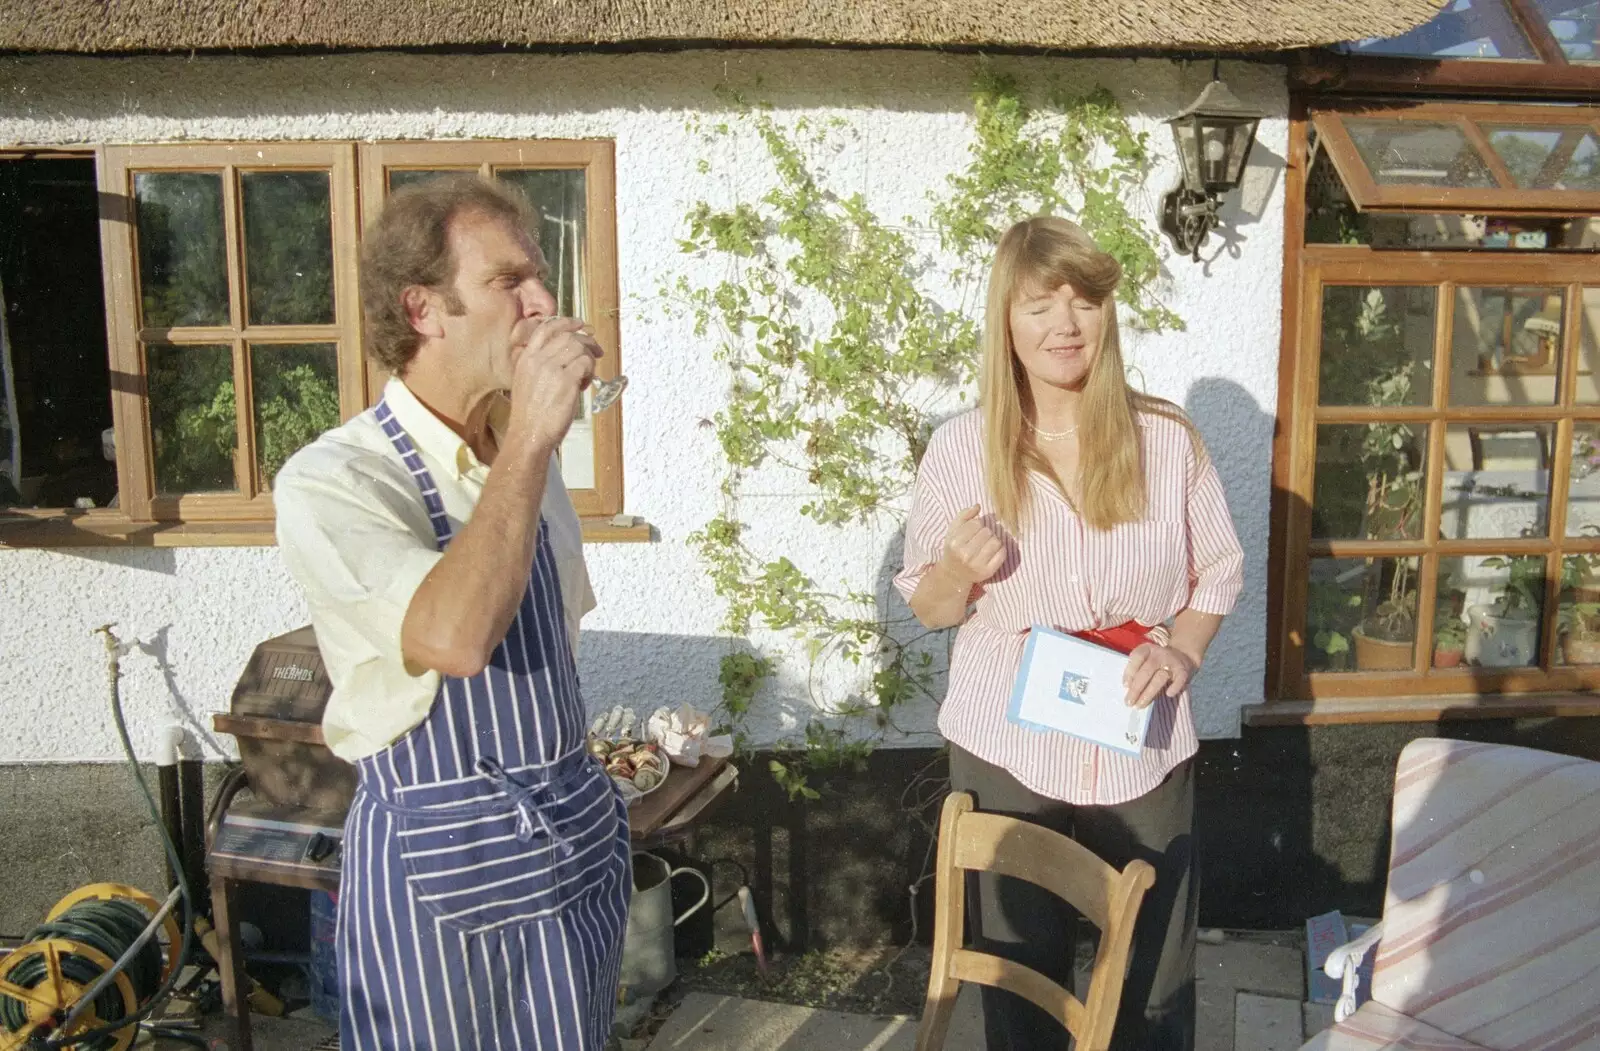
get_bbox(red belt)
[1071,620,1152,655]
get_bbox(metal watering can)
[618,852,710,999]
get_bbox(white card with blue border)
[1005,625,1151,755]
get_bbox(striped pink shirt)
[893,407,1244,806]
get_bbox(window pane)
[557,392,597,491]
[251,343,340,487]
[0,158,117,511]
[1336,0,1537,58]
[1557,553,1600,663]
[1441,423,1553,540]
[1450,287,1563,406]
[1432,567,1471,668]
[1485,127,1600,190]
[1306,150,1600,249]
[495,169,588,317]
[1533,0,1600,61]
[1566,423,1600,537]
[1441,554,1545,667]
[1319,286,1436,407]
[388,169,473,191]
[147,343,237,495]
[1578,288,1600,403]
[1345,119,1498,188]
[1306,556,1421,672]
[242,171,334,326]
[496,169,595,489]
[1312,423,1427,540]
[135,172,228,329]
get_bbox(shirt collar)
[382,377,505,481]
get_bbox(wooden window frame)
[1,139,644,548]
[1312,99,1600,216]
[1271,246,1600,706]
[1257,101,1600,725]
[1291,0,1600,100]
[100,142,366,523]
[356,140,625,521]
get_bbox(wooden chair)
[915,792,1157,1051]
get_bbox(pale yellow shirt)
[273,378,596,761]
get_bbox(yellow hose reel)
[0,883,181,1051]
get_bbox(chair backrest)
[1374,738,1600,1049]
[929,792,1155,1051]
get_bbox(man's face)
[436,209,557,390]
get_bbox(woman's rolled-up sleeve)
[893,436,962,603]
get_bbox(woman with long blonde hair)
[895,217,1243,1051]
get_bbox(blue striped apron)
[335,397,631,1051]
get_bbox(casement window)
[0,140,633,547]
[358,141,623,520]
[1266,93,1600,721]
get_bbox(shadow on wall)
[1192,135,1288,271]
[577,629,732,720]
[137,624,231,758]
[0,51,1283,127]
[1183,376,1351,925]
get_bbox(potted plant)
[1472,556,1544,667]
[1432,615,1467,668]
[1308,575,1363,672]
[1559,602,1600,665]
[1353,558,1419,671]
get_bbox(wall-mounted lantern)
[1159,72,1264,260]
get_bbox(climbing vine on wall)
[669,70,1182,800]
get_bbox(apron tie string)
[474,756,577,856]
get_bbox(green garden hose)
[0,898,164,1050]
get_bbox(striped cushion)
[1372,738,1600,1051]
[1303,1001,1488,1051]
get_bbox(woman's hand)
[1123,643,1198,708]
[940,505,1006,587]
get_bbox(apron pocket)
[395,774,625,935]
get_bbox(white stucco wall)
[0,49,1284,763]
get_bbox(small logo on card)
[1058,671,1090,704]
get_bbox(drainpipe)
[155,723,186,893]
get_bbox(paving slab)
[187,1010,336,1050]
[1197,940,1306,1000]
[1303,1000,1337,1039]
[1196,976,1236,1051]
[1236,993,1302,1051]
[646,987,983,1051]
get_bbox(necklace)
[1025,418,1078,441]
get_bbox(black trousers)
[948,746,1198,1051]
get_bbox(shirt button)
[1068,575,1080,583]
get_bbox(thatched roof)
[0,0,1449,55]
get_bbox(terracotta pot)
[1432,647,1464,669]
[1354,628,1414,671]
[1562,635,1600,665]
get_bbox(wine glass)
[590,375,627,414]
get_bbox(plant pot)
[1353,628,1414,671]
[1467,608,1540,668]
[1562,635,1600,665]
[1432,647,1464,669]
